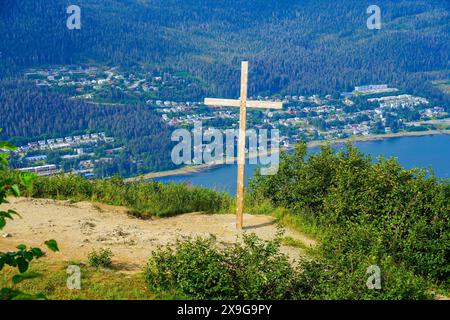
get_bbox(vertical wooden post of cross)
[236,61,248,230]
[204,61,283,230]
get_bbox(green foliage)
[249,142,450,290]
[144,233,303,300]
[296,256,431,300]
[44,240,59,253]
[88,248,113,269]
[0,138,59,300]
[144,231,432,300]
[8,173,232,218]
[0,261,154,300]
[0,245,44,273]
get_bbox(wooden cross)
[204,61,283,230]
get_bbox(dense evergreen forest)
[0,82,176,175]
[1,0,449,100]
[0,0,449,176]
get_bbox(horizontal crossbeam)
[204,98,283,110]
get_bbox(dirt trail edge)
[0,198,316,271]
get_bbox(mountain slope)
[1,0,449,100]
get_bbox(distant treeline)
[1,0,449,103]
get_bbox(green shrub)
[144,233,303,300]
[88,248,113,269]
[144,232,432,300]
[297,256,431,300]
[249,142,450,287]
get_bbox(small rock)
[2,233,12,238]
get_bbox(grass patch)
[280,236,309,250]
[248,200,322,239]
[5,172,233,218]
[0,261,153,300]
[272,208,322,240]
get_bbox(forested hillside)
[0,82,176,175]
[1,0,449,100]
[1,0,449,176]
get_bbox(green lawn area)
[1,261,155,300]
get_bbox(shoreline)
[307,129,450,148]
[127,129,450,181]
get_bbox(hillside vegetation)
[4,171,231,218]
[1,0,449,103]
[144,144,449,299]
[4,143,449,299]
[249,143,449,294]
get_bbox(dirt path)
[0,198,315,271]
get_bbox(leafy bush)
[144,233,303,300]
[88,248,113,269]
[144,231,432,300]
[249,143,450,287]
[297,256,431,300]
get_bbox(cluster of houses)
[421,106,446,118]
[26,65,194,104]
[354,84,399,95]
[157,87,444,145]
[13,133,119,178]
[19,133,112,152]
[18,69,449,178]
[18,164,60,177]
[368,95,429,109]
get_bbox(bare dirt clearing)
[0,198,315,271]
